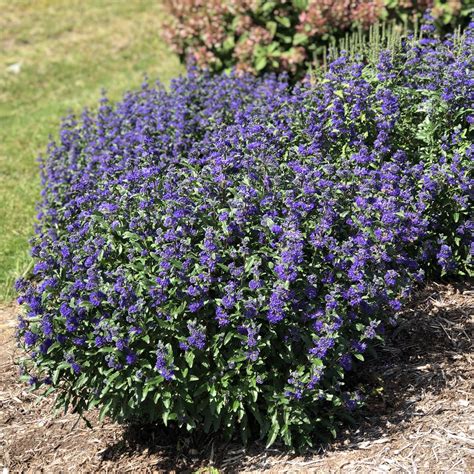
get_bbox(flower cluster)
[162,0,468,78]
[17,23,473,448]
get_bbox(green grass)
[0,0,182,301]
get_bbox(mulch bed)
[1,282,472,473]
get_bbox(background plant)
[162,0,471,78]
[17,22,473,449]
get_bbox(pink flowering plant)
[162,0,470,78]
[16,22,473,449]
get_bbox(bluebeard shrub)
[16,23,473,449]
[163,0,471,78]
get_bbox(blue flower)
[24,331,38,347]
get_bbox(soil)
[0,282,473,473]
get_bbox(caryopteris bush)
[17,23,472,449]
[162,0,471,78]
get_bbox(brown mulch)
[0,282,473,473]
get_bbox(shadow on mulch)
[338,281,473,441]
[98,281,473,472]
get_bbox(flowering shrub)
[162,0,470,78]
[17,23,472,449]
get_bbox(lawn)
[0,0,182,301]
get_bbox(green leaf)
[293,33,308,46]
[276,16,291,28]
[185,351,195,368]
[46,342,61,354]
[260,1,277,14]
[162,410,170,426]
[52,367,62,385]
[99,399,113,422]
[292,0,308,10]
[266,419,280,448]
[98,346,116,353]
[255,56,268,72]
[266,20,278,37]
[222,35,235,51]
[224,331,233,345]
